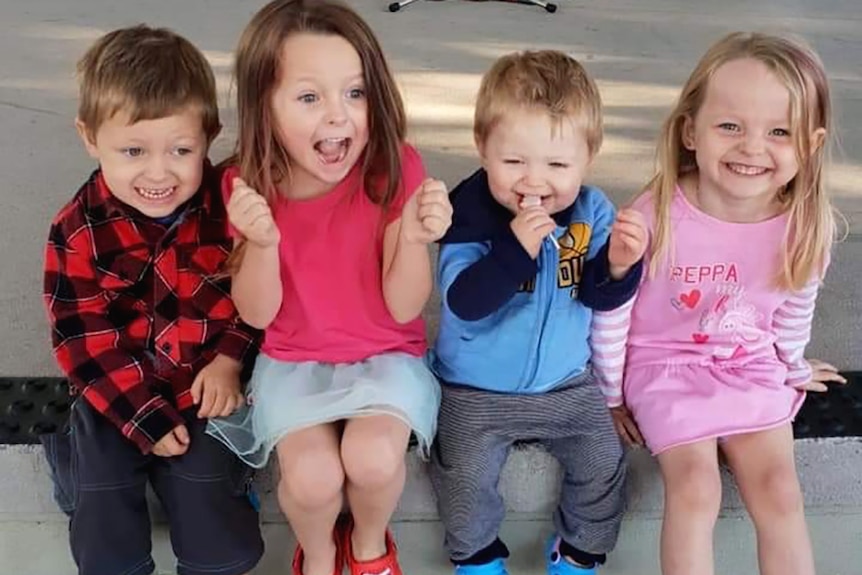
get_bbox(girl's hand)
[799,359,848,392]
[610,405,645,447]
[227,177,280,248]
[608,208,648,280]
[400,178,453,244]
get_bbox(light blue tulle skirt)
[206,351,441,468]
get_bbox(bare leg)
[341,415,411,560]
[722,424,814,575]
[276,423,344,575]
[656,439,722,575]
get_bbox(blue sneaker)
[545,536,597,575]
[454,558,509,575]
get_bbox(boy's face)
[478,107,592,216]
[77,107,209,218]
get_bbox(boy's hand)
[227,177,280,248]
[608,209,648,280]
[190,354,245,418]
[400,178,453,244]
[610,405,644,447]
[511,207,557,259]
[152,425,190,457]
[798,359,848,392]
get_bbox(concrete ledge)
[3,438,861,523]
[3,515,862,575]
[2,440,861,575]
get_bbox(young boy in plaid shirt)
[41,25,263,575]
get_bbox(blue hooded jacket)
[430,169,642,393]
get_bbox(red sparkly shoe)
[341,521,402,575]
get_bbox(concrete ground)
[0,1,860,574]
[3,440,862,575]
[4,516,862,575]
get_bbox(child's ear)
[681,114,696,151]
[809,127,827,155]
[75,118,99,159]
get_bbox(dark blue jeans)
[41,400,263,575]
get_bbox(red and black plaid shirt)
[43,165,260,453]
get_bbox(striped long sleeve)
[773,277,821,388]
[591,297,636,407]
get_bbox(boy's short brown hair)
[77,25,220,142]
[474,50,603,156]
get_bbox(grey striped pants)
[429,372,626,561]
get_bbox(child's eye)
[503,159,522,165]
[347,87,365,99]
[122,147,144,158]
[718,123,740,132]
[298,93,318,104]
[549,162,569,169]
[770,128,791,137]
[173,147,194,156]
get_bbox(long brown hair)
[647,32,835,290]
[232,0,406,207]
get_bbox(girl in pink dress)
[591,32,846,575]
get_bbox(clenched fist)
[400,178,453,244]
[227,177,280,248]
[511,207,557,259]
[608,208,648,279]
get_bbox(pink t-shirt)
[624,190,812,369]
[592,187,820,406]
[223,145,428,363]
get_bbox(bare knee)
[664,461,722,516]
[279,447,345,510]
[341,425,406,489]
[750,466,804,517]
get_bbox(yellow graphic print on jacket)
[558,222,591,298]
[518,222,591,297]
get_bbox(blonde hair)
[474,50,603,156]
[648,32,834,290]
[231,0,406,208]
[77,25,220,142]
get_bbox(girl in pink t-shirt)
[591,33,846,575]
[206,3,452,575]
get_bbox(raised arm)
[382,178,453,323]
[226,177,283,329]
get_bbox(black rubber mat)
[1,374,860,444]
[794,372,862,439]
[0,378,72,443]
